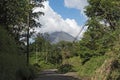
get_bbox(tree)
[0,0,29,27]
[25,0,46,65]
[30,33,52,63]
[77,0,120,64]
[0,0,30,45]
[85,0,120,30]
[0,0,46,65]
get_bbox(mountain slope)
[49,31,75,44]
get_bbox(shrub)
[58,64,73,73]
[16,66,36,80]
[33,63,41,71]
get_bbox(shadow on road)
[35,74,81,80]
[34,69,81,80]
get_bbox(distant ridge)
[48,31,75,44]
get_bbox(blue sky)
[35,0,88,38]
[49,0,87,26]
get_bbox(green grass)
[63,56,82,71]
[78,55,108,77]
[30,52,57,70]
[64,56,108,78]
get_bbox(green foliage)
[0,26,18,54]
[0,54,29,80]
[30,38,78,70]
[78,55,108,78]
[77,26,109,64]
[30,52,56,70]
[33,63,41,71]
[38,61,55,70]
[30,34,63,65]
[16,65,36,80]
[85,0,120,30]
[0,26,35,80]
[58,64,73,73]
[63,56,107,78]
[63,57,82,71]
[0,0,29,26]
[77,0,120,65]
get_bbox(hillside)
[49,31,75,44]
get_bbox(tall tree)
[0,0,46,65]
[26,0,46,65]
[85,0,120,30]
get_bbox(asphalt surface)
[34,69,81,80]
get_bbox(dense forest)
[0,0,120,80]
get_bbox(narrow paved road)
[34,69,81,80]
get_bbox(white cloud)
[64,0,88,15]
[34,1,86,39]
